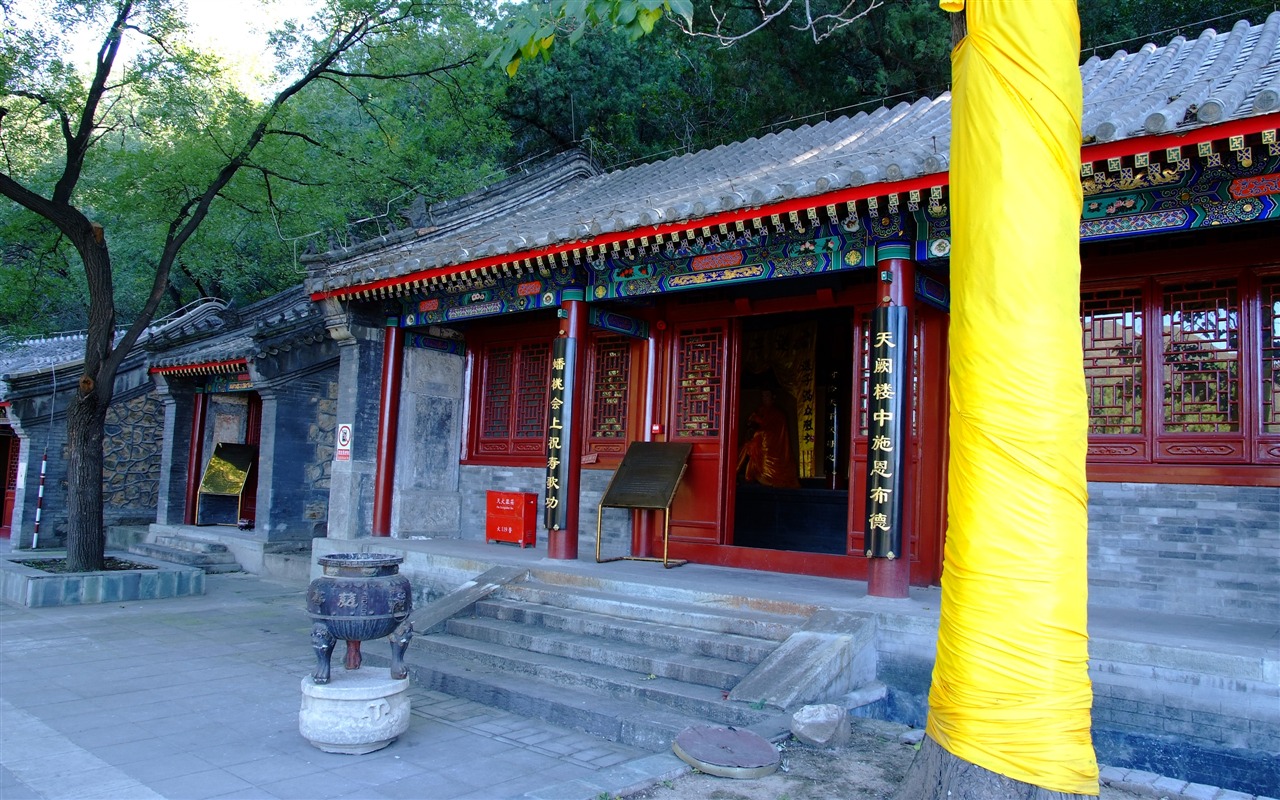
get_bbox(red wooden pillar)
[183,390,208,525]
[868,244,916,598]
[372,321,405,537]
[548,297,587,559]
[633,330,660,559]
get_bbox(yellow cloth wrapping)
[926,0,1099,795]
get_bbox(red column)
[183,391,207,525]
[372,321,405,537]
[868,248,916,598]
[548,298,587,559]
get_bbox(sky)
[183,0,313,89]
[41,0,316,94]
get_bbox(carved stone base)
[298,672,410,755]
[894,735,1097,800]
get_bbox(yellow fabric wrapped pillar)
[926,0,1099,795]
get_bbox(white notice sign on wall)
[335,423,352,462]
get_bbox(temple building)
[0,322,170,547]
[303,16,1280,621]
[0,288,336,570]
[141,287,337,568]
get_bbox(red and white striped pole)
[32,450,46,548]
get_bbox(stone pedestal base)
[299,672,410,754]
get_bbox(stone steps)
[448,615,752,689]
[389,578,798,751]
[473,596,780,664]
[129,534,241,574]
[499,582,799,641]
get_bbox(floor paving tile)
[147,767,256,799]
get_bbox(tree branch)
[319,57,476,80]
[104,3,387,377]
[53,0,133,205]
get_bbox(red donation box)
[486,490,537,548]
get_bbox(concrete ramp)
[404,565,528,634]
[730,609,877,710]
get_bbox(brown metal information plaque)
[600,442,692,510]
[596,442,692,568]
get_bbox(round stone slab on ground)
[299,671,410,754]
[672,725,781,779]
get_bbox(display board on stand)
[595,442,692,568]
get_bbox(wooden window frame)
[582,331,642,466]
[1082,264,1279,486]
[462,317,643,468]
[462,319,557,467]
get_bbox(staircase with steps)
[129,532,242,574]
[380,577,830,752]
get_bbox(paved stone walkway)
[0,570,685,800]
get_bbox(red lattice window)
[4,433,18,491]
[674,327,723,438]
[514,343,550,440]
[1082,286,1144,434]
[1161,278,1240,434]
[475,339,551,457]
[481,346,514,440]
[588,335,631,441]
[1081,269,1275,468]
[1262,274,1280,436]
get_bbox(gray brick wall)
[1088,482,1280,623]
[457,464,629,553]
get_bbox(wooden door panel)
[666,323,728,544]
[669,450,723,542]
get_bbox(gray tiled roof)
[305,12,1279,296]
[148,286,321,369]
[0,333,90,384]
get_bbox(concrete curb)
[1100,766,1277,800]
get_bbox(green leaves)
[1,0,511,333]
[488,0,693,75]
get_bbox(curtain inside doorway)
[742,322,818,479]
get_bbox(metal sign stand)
[594,442,692,569]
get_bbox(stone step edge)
[404,632,771,728]
[500,581,801,641]
[369,648,787,751]
[127,544,241,573]
[146,536,230,554]
[1099,766,1273,800]
[448,615,753,690]
[474,596,780,665]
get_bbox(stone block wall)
[306,378,339,519]
[101,390,163,525]
[390,347,464,539]
[1087,482,1280,623]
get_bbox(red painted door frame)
[640,283,949,585]
[1,428,17,538]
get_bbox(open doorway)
[1,428,18,538]
[730,310,853,554]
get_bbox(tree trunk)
[64,230,117,573]
[894,736,1095,800]
[64,390,108,572]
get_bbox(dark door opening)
[730,310,853,555]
